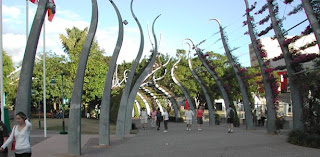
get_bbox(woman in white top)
[140,107,148,130]
[0,112,32,157]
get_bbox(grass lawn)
[10,118,116,134]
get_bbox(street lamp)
[31,90,41,129]
[50,73,68,134]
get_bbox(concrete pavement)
[29,122,320,157]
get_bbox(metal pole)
[43,20,47,137]
[60,73,67,134]
[38,100,41,128]
[0,0,4,122]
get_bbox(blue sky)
[3,0,308,67]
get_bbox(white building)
[249,34,319,116]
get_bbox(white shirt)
[140,110,148,119]
[185,110,194,120]
[2,119,32,154]
[163,111,169,121]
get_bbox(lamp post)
[50,73,68,134]
[31,90,41,129]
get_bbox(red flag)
[29,0,38,4]
[185,99,189,110]
[47,0,56,22]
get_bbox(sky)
[2,0,309,67]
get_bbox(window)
[216,103,222,111]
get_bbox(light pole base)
[38,120,41,129]
[60,120,67,134]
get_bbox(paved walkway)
[28,121,320,157]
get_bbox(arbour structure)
[13,0,320,155]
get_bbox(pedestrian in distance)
[0,111,9,157]
[184,108,194,131]
[196,105,204,131]
[150,108,157,128]
[227,105,235,133]
[259,109,266,127]
[162,109,169,132]
[156,108,162,130]
[140,107,148,130]
[0,112,32,157]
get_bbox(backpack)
[229,109,235,119]
[156,112,162,120]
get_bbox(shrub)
[288,130,320,149]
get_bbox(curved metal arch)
[209,18,253,129]
[115,0,146,138]
[68,0,98,154]
[171,57,196,124]
[186,38,232,115]
[184,42,215,126]
[124,14,161,135]
[99,0,124,145]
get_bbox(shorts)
[141,118,147,124]
[197,117,203,124]
[227,118,234,124]
[186,119,192,125]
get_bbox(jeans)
[164,120,168,130]
[15,153,32,157]
[156,120,161,130]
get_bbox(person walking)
[260,109,266,127]
[140,107,148,130]
[184,108,194,131]
[162,109,169,132]
[150,108,157,128]
[0,112,32,157]
[0,111,9,157]
[227,105,235,133]
[156,108,162,131]
[196,106,204,131]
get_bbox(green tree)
[59,27,108,106]
[2,52,15,107]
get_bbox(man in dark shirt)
[0,114,9,157]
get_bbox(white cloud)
[3,33,26,65]
[3,5,169,67]
[3,5,21,19]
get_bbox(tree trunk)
[244,0,276,134]
[301,0,320,50]
[98,0,123,145]
[267,0,304,131]
[210,18,253,129]
[115,0,144,139]
[68,0,98,154]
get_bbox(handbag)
[11,125,16,151]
